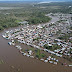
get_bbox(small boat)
[8,42,12,45]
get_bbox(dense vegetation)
[0,1,72,31]
[35,49,46,59]
[28,12,51,24]
[44,44,61,51]
[0,17,21,30]
[58,31,72,42]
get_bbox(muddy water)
[0,32,72,72]
[0,17,72,72]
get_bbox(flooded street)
[0,16,72,72]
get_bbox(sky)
[0,0,72,1]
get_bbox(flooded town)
[2,13,72,67]
[0,1,72,72]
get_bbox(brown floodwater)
[0,31,72,72]
[0,16,72,72]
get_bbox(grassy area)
[15,20,22,23]
[22,48,46,59]
[0,60,4,64]
[35,49,46,59]
[21,47,34,52]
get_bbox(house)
[28,50,32,55]
[44,60,48,63]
